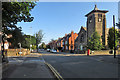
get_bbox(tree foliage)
[39,42,46,49]
[7,27,24,48]
[87,31,103,50]
[22,35,36,49]
[107,27,119,49]
[2,2,36,32]
[35,30,44,52]
[2,2,36,48]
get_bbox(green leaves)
[87,31,103,50]
[2,2,36,32]
[22,35,36,49]
[107,27,119,49]
[35,30,44,52]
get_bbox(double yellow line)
[45,62,64,80]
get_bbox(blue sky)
[17,2,118,44]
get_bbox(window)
[66,46,68,50]
[89,16,92,23]
[65,41,67,44]
[63,42,64,45]
[80,34,84,43]
[59,43,60,46]
[98,14,102,22]
[98,14,102,17]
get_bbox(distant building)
[56,38,63,51]
[62,31,78,52]
[57,38,63,48]
[48,40,57,50]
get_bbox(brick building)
[56,38,63,51]
[57,38,63,48]
[48,40,57,50]
[62,34,70,51]
[62,31,78,52]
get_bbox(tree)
[2,2,36,48]
[116,18,120,29]
[22,35,36,49]
[31,45,36,50]
[2,2,36,33]
[35,30,44,52]
[107,27,119,50]
[7,27,24,48]
[39,42,46,49]
[87,31,103,50]
[46,45,50,49]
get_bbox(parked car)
[47,49,50,52]
[50,49,57,53]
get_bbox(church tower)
[85,5,108,46]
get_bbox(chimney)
[71,30,74,34]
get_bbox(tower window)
[98,14,102,22]
[98,14,102,17]
[89,16,92,23]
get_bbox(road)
[41,51,119,78]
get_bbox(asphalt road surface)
[41,51,119,78]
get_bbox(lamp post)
[113,15,116,58]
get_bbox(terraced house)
[56,38,63,51]
[62,31,78,52]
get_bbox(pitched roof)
[75,37,78,42]
[85,5,108,17]
[83,27,86,31]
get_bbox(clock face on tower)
[98,18,102,22]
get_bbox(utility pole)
[113,15,116,58]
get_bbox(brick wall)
[68,31,78,51]
[85,50,119,55]
[7,49,30,57]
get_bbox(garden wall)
[7,49,30,57]
[85,50,119,55]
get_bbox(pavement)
[2,53,55,79]
[0,63,2,80]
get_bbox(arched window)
[80,34,84,43]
